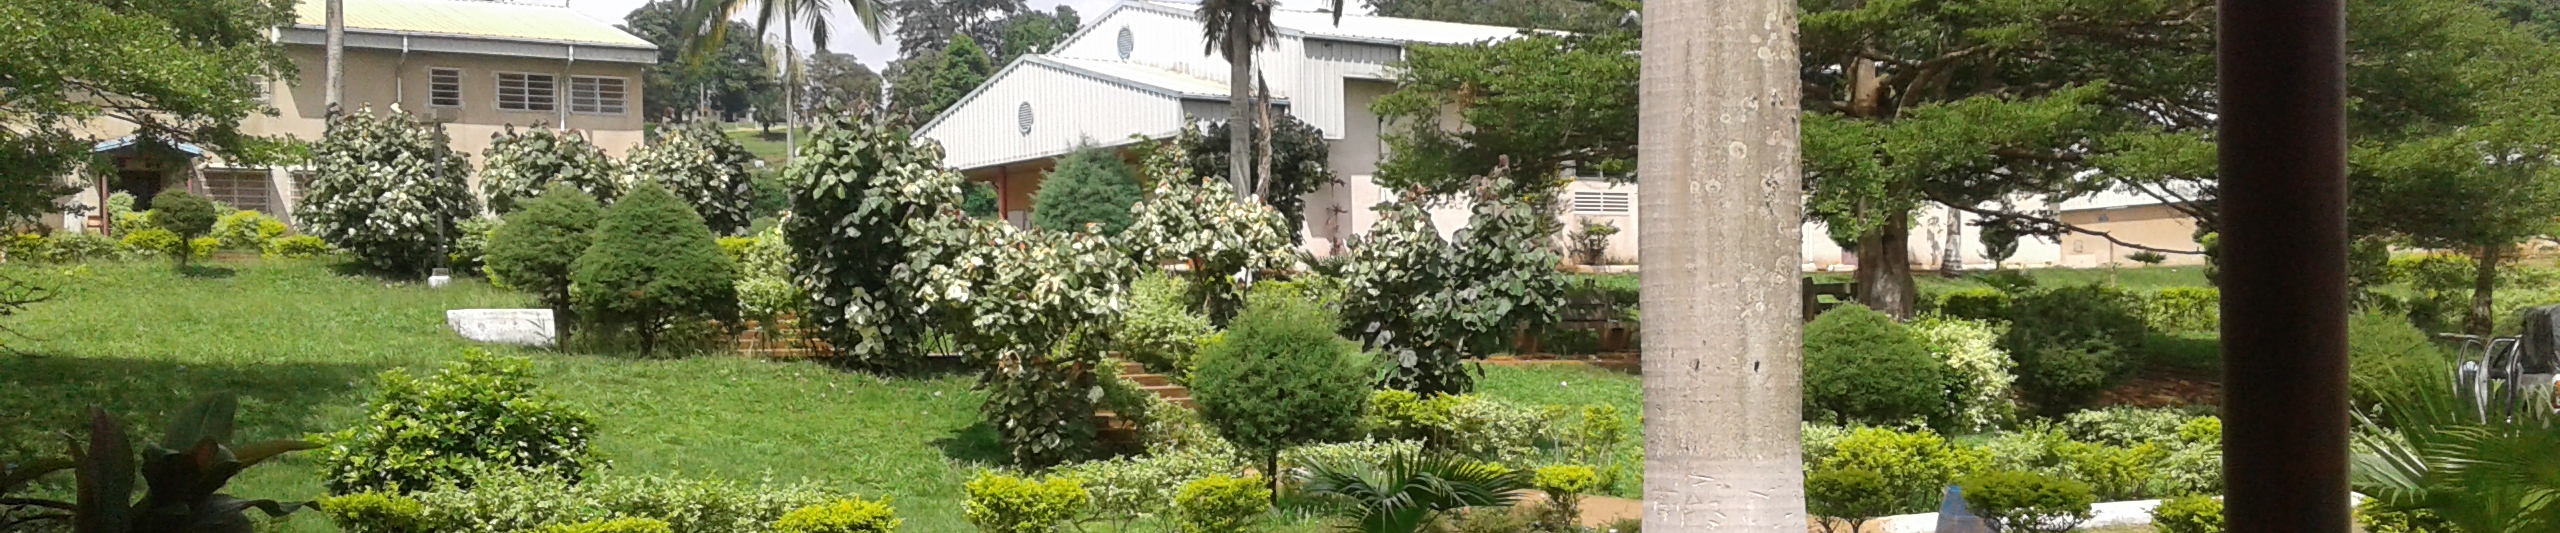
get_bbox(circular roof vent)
[1116,27,1135,60]
[1017,102,1035,136]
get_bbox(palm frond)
[2354,357,2560,533]
[1295,450,1529,533]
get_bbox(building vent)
[1017,102,1035,136]
[1117,27,1135,59]
[1570,191,1632,215]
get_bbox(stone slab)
[447,308,555,347]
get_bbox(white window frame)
[1569,191,1633,215]
[568,75,628,115]
[428,67,465,109]
[494,71,558,112]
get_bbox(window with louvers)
[571,76,626,115]
[1570,191,1631,215]
[429,68,463,108]
[497,72,556,112]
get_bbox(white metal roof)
[291,0,655,49]
[1135,0,1527,45]
[1038,56,1234,98]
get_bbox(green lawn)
[0,259,990,533]
[726,127,797,166]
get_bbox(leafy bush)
[118,227,183,260]
[2150,495,2224,533]
[1338,199,1464,392]
[187,236,218,259]
[479,125,623,214]
[1803,304,1954,428]
[265,234,335,258]
[2350,310,2449,408]
[772,499,902,533]
[1361,390,1553,465]
[106,191,150,235]
[1818,427,1989,513]
[1977,425,2210,501]
[321,467,845,533]
[1116,272,1214,377]
[962,472,1091,533]
[299,108,479,277]
[449,216,502,276]
[1053,445,1245,524]
[210,209,289,251]
[930,222,1135,468]
[1806,468,1898,533]
[571,182,739,355]
[1801,422,1854,465]
[1118,147,1298,326]
[148,190,219,244]
[1935,287,2012,322]
[1032,147,1144,235]
[626,121,759,235]
[1959,471,2094,533]
[2002,285,2150,415]
[15,232,121,262]
[537,518,674,533]
[2128,250,2168,265]
[1911,317,2017,432]
[730,224,803,322]
[781,112,971,370]
[1194,294,1371,483]
[488,184,604,337]
[319,351,597,494]
[1530,464,1599,531]
[1292,450,1529,533]
[2143,287,2220,333]
[2058,407,2200,447]
[1173,474,1269,533]
[319,492,429,533]
[2356,497,2452,533]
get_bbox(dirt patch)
[2098,369,2222,408]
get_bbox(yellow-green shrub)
[773,498,902,533]
[1935,287,2013,322]
[536,517,673,533]
[211,209,290,250]
[1819,427,1988,513]
[265,234,335,258]
[2150,495,2224,533]
[1805,468,1898,532]
[1531,464,1600,531]
[2143,287,2220,332]
[962,472,1090,533]
[1960,471,2094,533]
[1172,474,1269,533]
[119,227,182,259]
[318,492,430,533]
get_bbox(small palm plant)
[2353,359,2560,531]
[1293,450,1531,533]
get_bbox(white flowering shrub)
[1118,146,1298,324]
[781,113,972,370]
[731,224,802,322]
[627,122,758,235]
[1910,316,2018,432]
[298,108,480,277]
[479,125,622,214]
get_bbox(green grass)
[0,259,991,533]
[726,127,797,166]
[1473,363,1644,498]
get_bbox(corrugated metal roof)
[1039,56,1233,98]
[293,0,655,49]
[1138,0,1526,45]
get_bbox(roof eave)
[278,25,659,61]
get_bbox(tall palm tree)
[1197,0,1340,198]
[1637,0,1808,530]
[1294,451,1530,533]
[676,0,887,161]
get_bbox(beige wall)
[266,46,648,159]
[2056,203,2208,267]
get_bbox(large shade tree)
[800,51,883,112]
[1374,31,1640,198]
[624,1,780,122]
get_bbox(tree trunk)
[1255,73,1276,204]
[1852,211,1918,319]
[1939,204,1963,276]
[2470,244,2501,337]
[1226,28,1254,196]
[324,0,344,112]
[1638,0,1805,529]
[784,9,798,163]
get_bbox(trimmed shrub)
[318,492,430,533]
[782,113,971,370]
[1910,316,2017,432]
[625,121,758,235]
[265,234,335,258]
[331,466,843,533]
[1116,272,1214,377]
[449,216,502,276]
[1803,304,1954,428]
[1960,471,2094,533]
[1977,426,2209,502]
[1936,287,2012,322]
[488,185,604,339]
[319,351,597,494]
[1360,390,1553,465]
[537,518,673,533]
[210,209,289,251]
[2058,407,2199,447]
[1172,474,1270,533]
[571,182,739,355]
[2356,497,2452,533]
[2350,310,2449,408]
[1193,294,1371,485]
[188,236,219,258]
[1819,427,1989,513]
[299,109,479,277]
[149,190,219,243]
[1032,147,1144,235]
[119,227,184,260]
[1531,465,1599,531]
[2002,284,2150,416]
[1806,468,1898,533]
[772,499,902,533]
[2151,495,2224,533]
[962,472,1091,533]
[2143,287,2220,333]
[1054,445,1245,523]
[1277,439,1426,475]
[479,125,623,214]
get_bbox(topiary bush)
[1530,464,1599,532]
[1819,427,1989,514]
[1031,147,1144,235]
[148,190,218,266]
[1192,293,1372,491]
[536,518,673,533]
[782,112,972,371]
[1934,287,2012,322]
[298,108,479,277]
[487,184,603,341]
[2150,495,2224,533]
[962,471,1091,533]
[324,466,844,533]
[1805,468,1898,533]
[625,121,758,235]
[1960,471,2094,533]
[1911,316,2017,432]
[1803,304,1955,428]
[2143,287,2220,333]
[772,499,902,533]
[571,181,739,356]
[2002,284,2150,416]
[479,125,623,214]
[265,234,335,258]
[1172,474,1269,533]
[209,209,289,251]
[319,351,597,494]
[2350,310,2450,408]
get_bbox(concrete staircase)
[1096,361,1196,445]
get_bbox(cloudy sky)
[564,0,1367,69]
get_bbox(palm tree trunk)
[1637,0,1805,529]
[1255,73,1275,203]
[1226,27,1254,196]
[325,0,344,113]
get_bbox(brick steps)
[1096,361,1197,445]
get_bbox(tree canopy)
[801,51,884,112]
[887,33,994,122]
[1031,147,1144,235]
[1362,0,1630,34]
[0,0,299,221]
[624,0,781,122]
[1374,31,1638,197]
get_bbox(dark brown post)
[2218,0,2351,531]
